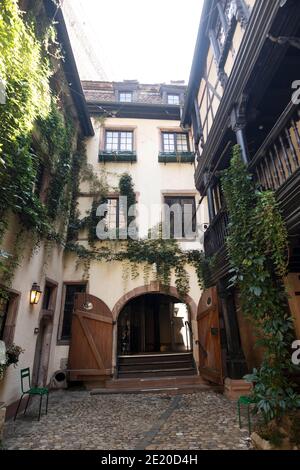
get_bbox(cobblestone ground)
[3,390,251,450]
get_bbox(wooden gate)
[197,286,223,384]
[68,293,113,381]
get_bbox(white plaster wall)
[85,117,201,238]
[53,116,205,370]
[0,216,65,406]
[0,114,206,407]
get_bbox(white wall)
[0,215,65,406]
[0,115,205,407]
[53,116,204,370]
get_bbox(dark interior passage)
[117,294,191,355]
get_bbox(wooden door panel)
[197,287,223,384]
[68,293,113,381]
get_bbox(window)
[0,297,9,341]
[0,291,19,345]
[42,285,52,310]
[42,281,57,311]
[162,133,189,153]
[103,198,127,232]
[105,131,133,152]
[164,196,196,239]
[60,284,86,340]
[167,94,180,105]
[119,91,132,103]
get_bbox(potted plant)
[0,342,24,380]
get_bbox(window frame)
[104,129,134,153]
[0,287,20,346]
[57,282,87,344]
[167,94,180,105]
[164,195,197,240]
[161,132,190,153]
[119,91,133,103]
[103,197,121,233]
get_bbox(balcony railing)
[204,208,229,257]
[158,152,195,164]
[250,104,300,191]
[203,105,300,261]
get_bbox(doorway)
[32,280,57,387]
[117,293,191,355]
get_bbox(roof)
[82,81,187,105]
[82,81,187,121]
[44,0,94,137]
[181,0,211,127]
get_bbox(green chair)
[237,395,257,435]
[14,367,49,421]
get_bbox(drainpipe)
[230,105,249,164]
[204,172,215,222]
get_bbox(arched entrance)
[118,293,191,355]
[116,290,196,378]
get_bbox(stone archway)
[111,282,198,374]
[112,281,197,321]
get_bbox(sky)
[63,0,204,84]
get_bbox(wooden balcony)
[204,209,229,258]
[250,104,300,193]
[250,103,300,235]
[203,105,300,280]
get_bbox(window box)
[158,152,195,163]
[99,151,137,163]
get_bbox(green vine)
[0,0,84,293]
[66,173,213,299]
[0,0,51,223]
[221,145,300,422]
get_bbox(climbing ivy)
[221,145,300,422]
[0,0,52,223]
[66,172,212,299]
[0,0,82,292]
[119,172,137,233]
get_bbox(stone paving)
[2,390,251,450]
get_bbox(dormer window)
[119,91,132,103]
[167,94,180,105]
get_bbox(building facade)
[0,0,94,415]
[182,0,300,394]
[57,80,205,384]
[2,0,300,419]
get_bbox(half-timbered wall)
[196,0,256,145]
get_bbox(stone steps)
[90,376,224,395]
[117,352,196,378]
[105,374,206,389]
[88,374,224,395]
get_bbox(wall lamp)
[30,283,42,305]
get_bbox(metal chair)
[237,395,257,435]
[14,367,49,421]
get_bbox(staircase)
[117,352,196,379]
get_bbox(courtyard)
[3,390,250,450]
